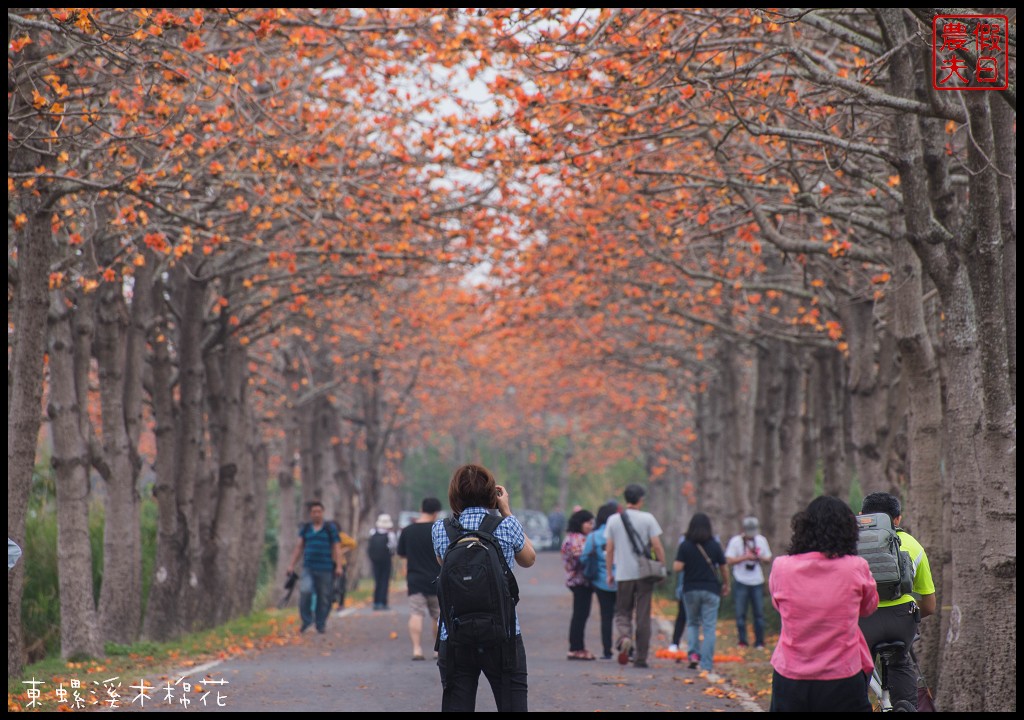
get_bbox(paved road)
[142,551,762,712]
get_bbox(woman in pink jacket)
[768,495,879,712]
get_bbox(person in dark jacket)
[673,513,730,672]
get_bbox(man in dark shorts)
[397,497,443,660]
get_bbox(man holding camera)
[725,516,773,649]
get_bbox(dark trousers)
[672,598,687,646]
[733,581,766,646]
[568,585,594,651]
[371,557,392,608]
[594,588,617,657]
[613,578,657,664]
[333,568,347,609]
[859,602,920,709]
[438,635,528,712]
[298,568,334,632]
[770,669,872,712]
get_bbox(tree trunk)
[203,329,247,625]
[756,343,784,536]
[798,362,819,512]
[990,96,1015,400]
[748,348,768,520]
[8,207,55,675]
[143,265,207,639]
[953,92,1016,711]
[95,266,143,644]
[278,417,299,585]
[878,11,1017,707]
[840,298,888,495]
[774,349,806,550]
[142,274,181,641]
[814,349,847,497]
[889,233,945,693]
[47,288,103,659]
[299,398,318,508]
[238,438,267,612]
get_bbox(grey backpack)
[856,513,915,601]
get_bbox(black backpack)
[367,531,391,563]
[435,514,520,653]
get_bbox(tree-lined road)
[139,551,761,712]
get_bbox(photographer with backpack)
[858,492,936,711]
[432,463,536,712]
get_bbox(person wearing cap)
[725,515,773,649]
[368,512,398,610]
[603,483,666,669]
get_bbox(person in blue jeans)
[286,500,342,634]
[724,516,773,648]
[581,502,619,659]
[673,513,729,672]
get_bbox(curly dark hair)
[788,495,859,558]
[566,509,594,534]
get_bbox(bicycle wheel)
[894,699,917,712]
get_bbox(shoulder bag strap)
[618,510,646,557]
[696,543,722,582]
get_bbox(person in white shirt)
[724,516,773,649]
[604,484,666,669]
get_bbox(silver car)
[514,509,557,551]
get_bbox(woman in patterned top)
[561,508,596,660]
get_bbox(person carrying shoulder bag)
[603,484,666,669]
[673,513,729,673]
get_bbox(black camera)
[744,543,759,571]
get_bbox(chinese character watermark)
[932,14,1009,90]
[19,675,230,710]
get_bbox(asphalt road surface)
[134,550,762,712]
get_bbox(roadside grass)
[8,583,375,713]
[652,595,774,711]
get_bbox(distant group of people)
[554,486,935,714]
[558,484,741,674]
[284,463,934,714]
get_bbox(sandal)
[567,650,597,661]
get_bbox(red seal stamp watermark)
[932,14,1009,90]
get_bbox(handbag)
[619,510,667,583]
[581,542,601,582]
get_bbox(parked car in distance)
[514,509,558,551]
[398,509,448,530]
[397,507,555,550]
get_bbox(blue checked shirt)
[432,507,527,639]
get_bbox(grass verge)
[8,583,375,713]
[652,595,774,711]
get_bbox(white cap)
[742,516,759,535]
[376,513,394,530]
